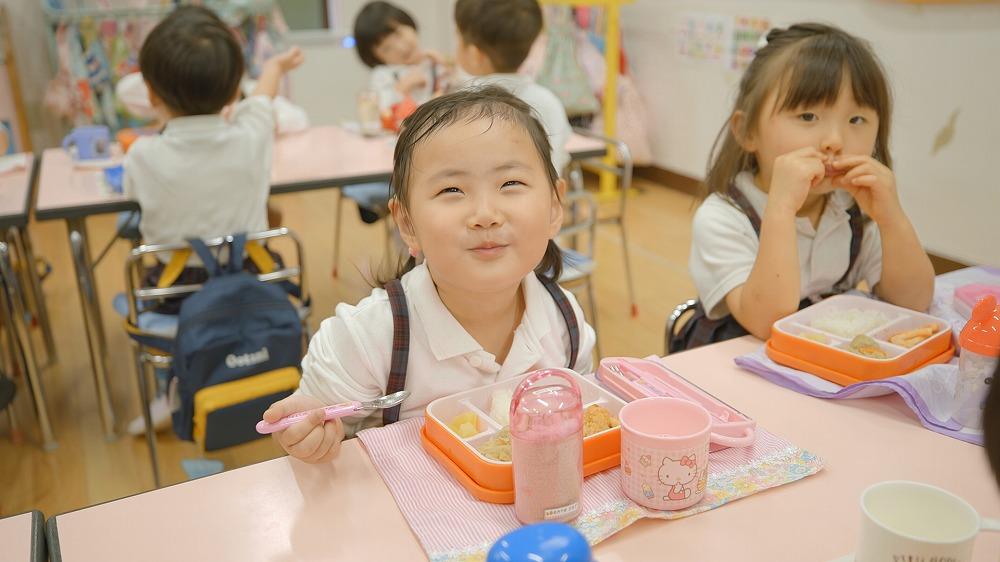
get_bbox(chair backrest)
[665,299,699,355]
[568,127,633,218]
[123,227,309,330]
[557,190,599,261]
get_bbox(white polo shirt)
[467,73,572,176]
[123,96,273,258]
[369,60,441,111]
[297,262,596,436]
[689,171,883,320]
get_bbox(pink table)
[31,127,607,439]
[0,510,45,562]
[0,154,35,228]
[44,337,1000,561]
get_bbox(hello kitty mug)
[619,397,733,511]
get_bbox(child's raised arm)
[725,147,828,339]
[833,155,934,311]
[251,47,305,99]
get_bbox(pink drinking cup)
[619,397,714,511]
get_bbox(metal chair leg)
[0,243,56,449]
[585,279,601,361]
[8,228,57,364]
[616,217,638,318]
[332,188,343,278]
[133,344,161,488]
[5,393,22,445]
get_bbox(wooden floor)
[0,177,698,517]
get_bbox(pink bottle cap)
[510,369,583,442]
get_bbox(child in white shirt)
[683,23,933,348]
[124,5,303,254]
[118,5,304,435]
[454,0,572,175]
[353,1,448,122]
[346,1,450,223]
[263,86,596,462]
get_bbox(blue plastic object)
[487,523,593,562]
[103,164,124,194]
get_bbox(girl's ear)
[548,179,566,239]
[389,198,420,254]
[730,110,756,152]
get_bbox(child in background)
[120,5,303,434]
[454,0,572,176]
[354,1,448,125]
[346,1,450,224]
[681,23,934,348]
[262,87,596,462]
[124,5,303,252]
[341,1,447,224]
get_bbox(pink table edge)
[0,153,35,227]
[34,128,608,218]
[0,510,45,562]
[45,337,1000,562]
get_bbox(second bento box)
[767,295,955,386]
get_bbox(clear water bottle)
[510,369,584,524]
[953,295,1000,428]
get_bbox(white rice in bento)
[810,308,889,338]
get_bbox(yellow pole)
[599,3,620,200]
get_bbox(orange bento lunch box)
[421,369,625,504]
[766,295,955,386]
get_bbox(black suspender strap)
[381,275,582,425]
[537,274,580,371]
[382,280,409,425]
[727,185,865,294]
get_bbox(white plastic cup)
[855,481,1000,562]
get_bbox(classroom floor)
[0,176,698,517]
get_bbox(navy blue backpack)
[170,234,303,450]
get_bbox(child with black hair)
[354,1,448,123]
[454,0,572,175]
[120,5,303,435]
[346,1,450,224]
[124,5,303,253]
[263,87,595,459]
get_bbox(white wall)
[620,0,1000,266]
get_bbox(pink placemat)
[358,417,823,562]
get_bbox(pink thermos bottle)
[510,369,584,524]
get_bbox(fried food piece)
[889,324,939,348]
[583,404,619,437]
[848,334,888,359]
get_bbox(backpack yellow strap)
[245,241,276,274]
[157,248,192,288]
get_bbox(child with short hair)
[120,5,303,434]
[262,86,595,462]
[454,0,572,175]
[124,5,303,252]
[347,1,449,224]
[354,1,447,120]
[681,23,934,348]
